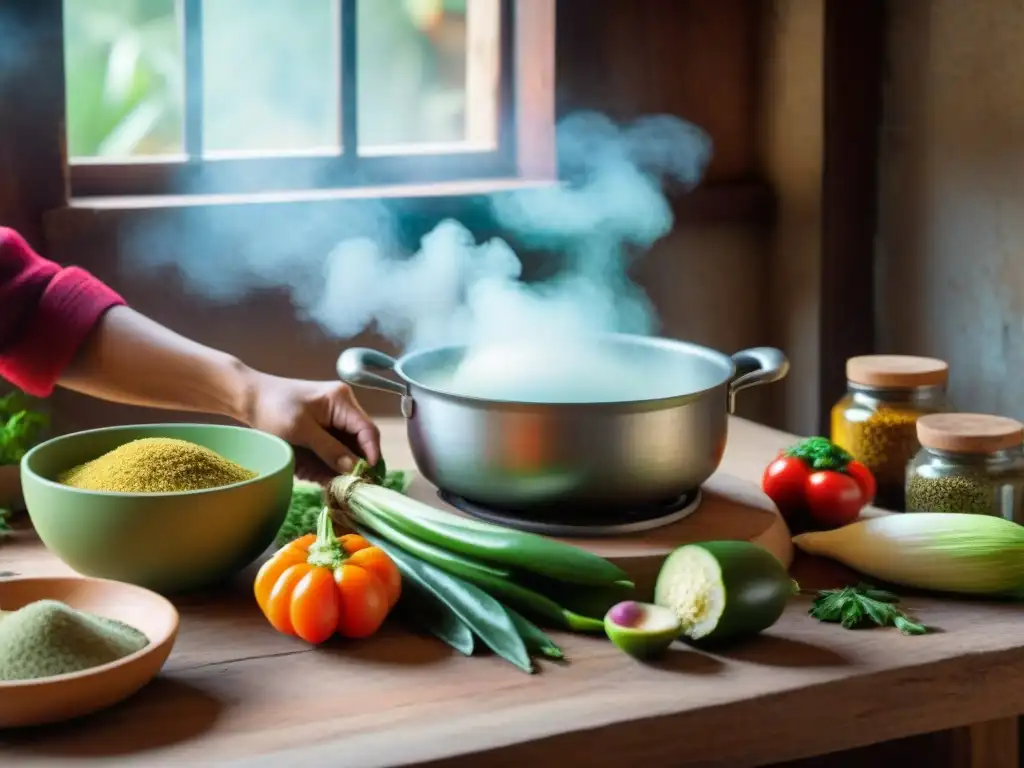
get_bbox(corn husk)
[792,513,1024,598]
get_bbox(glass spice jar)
[906,413,1024,523]
[831,355,952,511]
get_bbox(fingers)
[337,388,381,466]
[305,426,360,475]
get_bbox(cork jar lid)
[846,355,949,389]
[916,413,1024,454]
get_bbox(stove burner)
[436,489,703,537]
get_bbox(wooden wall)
[879,0,1024,423]
[556,0,762,183]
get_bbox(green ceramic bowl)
[21,423,294,595]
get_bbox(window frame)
[62,0,555,202]
[3,0,779,241]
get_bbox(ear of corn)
[792,513,1024,598]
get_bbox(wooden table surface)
[2,417,1024,767]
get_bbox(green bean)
[352,506,604,633]
[332,476,631,587]
[358,528,534,673]
[347,504,513,580]
[451,565,605,633]
[505,606,565,660]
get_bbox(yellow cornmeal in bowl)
[57,437,257,493]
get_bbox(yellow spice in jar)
[835,407,922,486]
[58,437,257,493]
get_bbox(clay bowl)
[21,423,294,594]
[0,576,179,728]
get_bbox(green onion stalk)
[330,463,631,588]
[327,460,634,672]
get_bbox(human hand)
[242,373,381,484]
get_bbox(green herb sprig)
[0,391,48,544]
[0,391,48,466]
[809,583,928,635]
[274,468,413,548]
[785,436,854,472]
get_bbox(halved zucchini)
[653,541,792,645]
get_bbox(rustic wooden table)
[1,417,1022,767]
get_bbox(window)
[63,0,545,199]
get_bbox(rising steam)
[311,112,711,351]
[126,112,712,362]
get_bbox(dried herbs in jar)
[906,413,1024,523]
[831,355,952,511]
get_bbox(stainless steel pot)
[337,335,788,512]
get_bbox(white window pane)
[64,0,184,159]
[202,0,339,155]
[358,0,500,153]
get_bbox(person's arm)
[58,305,256,424]
[0,227,379,471]
[0,227,255,423]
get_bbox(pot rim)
[390,332,739,408]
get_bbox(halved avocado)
[604,600,682,659]
[653,541,792,645]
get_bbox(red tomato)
[805,471,865,528]
[844,460,877,505]
[761,456,811,518]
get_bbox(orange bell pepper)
[254,507,401,644]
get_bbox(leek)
[792,513,1024,598]
[330,470,631,587]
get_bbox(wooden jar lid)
[916,413,1024,454]
[846,355,949,388]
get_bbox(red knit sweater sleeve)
[0,228,126,398]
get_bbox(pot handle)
[337,348,405,395]
[337,347,415,418]
[728,347,789,414]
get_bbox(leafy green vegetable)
[344,500,514,579]
[347,498,604,632]
[784,436,853,472]
[0,391,46,544]
[506,606,565,660]
[273,480,326,548]
[331,474,631,588]
[381,470,412,493]
[274,470,413,547]
[0,391,48,466]
[395,574,476,656]
[359,526,535,674]
[809,583,928,635]
[366,457,387,484]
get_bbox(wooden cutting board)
[404,470,793,598]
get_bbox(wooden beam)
[0,0,68,252]
[818,0,886,432]
[512,0,556,181]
